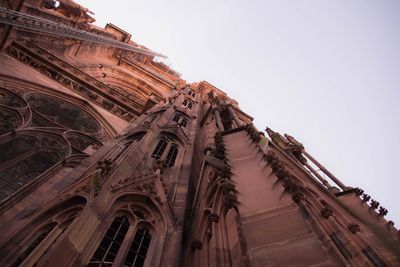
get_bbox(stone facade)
[0,1,399,266]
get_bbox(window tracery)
[171,112,190,128]
[182,98,193,109]
[89,203,156,267]
[0,87,104,202]
[151,139,168,160]
[123,227,152,267]
[26,93,102,134]
[89,216,130,267]
[0,132,69,201]
[165,144,178,167]
[151,135,180,167]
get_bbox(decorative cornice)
[7,41,140,120]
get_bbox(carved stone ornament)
[370,199,380,210]
[208,213,220,223]
[348,223,360,234]
[321,207,333,219]
[362,193,371,202]
[7,42,136,121]
[191,240,203,251]
[378,207,388,217]
[354,188,364,196]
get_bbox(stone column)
[228,106,243,127]
[303,150,347,190]
[303,161,332,188]
[214,110,224,131]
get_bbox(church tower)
[0,1,399,266]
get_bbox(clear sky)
[77,0,400,224]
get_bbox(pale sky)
[77,0,400,224]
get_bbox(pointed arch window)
[151,139,168,160]
[11,223,57,267]
[172,114,181,122]
[182,98,193,109]
[122,227,152,267]
[151,135,180,168]
[165,145,178,167]
[180,118,188,128]
[89,216,130,266]
[171,112,189,128]
[9,196,86,266]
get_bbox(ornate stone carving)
[370,199,379,210]
[378,207,388,217]
[8,42,137,121]
[348,223,360,234]
[354,188,364,196]
[208,213,220,223]
[191,240,203,251]
[0,7,165,57]
[362,193,371,202]
[219,179,239,211]
[245,124,261,143]
[321,207,333,219]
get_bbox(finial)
[265,127,276,138]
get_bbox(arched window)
[180,118,188,128]
[182,98,193,109]
[0,132,69,201]
[11,222,57,267]
[171,112,189,128]
[151,134,181,168]
[172,113,181,122]
[89,216,130,266]
[122,227,152,267]
[151,139,168,160]
[165,145,178,167]
[26,93,102,135]
[9,196,86,266]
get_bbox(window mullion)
[161,143,171,161]
[112,224,136,267]
[132,229,147,267]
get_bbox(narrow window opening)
[122,227,152,267]
[188,102,192,109]
[89,216,130,266]
[172,114,181,122]
[165,145,178,167]
[151,139,168,160]
[180,118,188,128]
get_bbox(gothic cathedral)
[0,1,399,266]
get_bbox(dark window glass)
[0,151,60,201]
[89,216,130,266]
[180,118,187,128]
[11,223,56,267]
[172,114,181,122]
[122,227,152,267]
[182,99,188,106]
[165,145,178,167]
[27,93,101,134]
[188,102,192,109]
[151,139,168,160]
